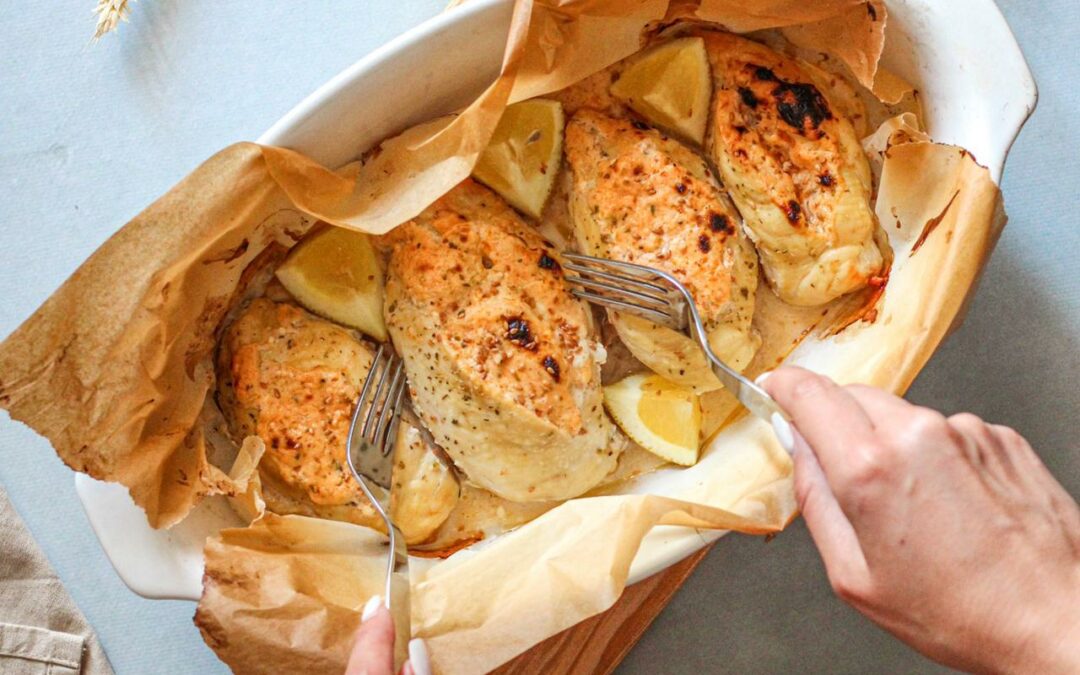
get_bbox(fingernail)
[409,638,432,675]
[755,371,773,388]
[790,428,808,456]
[361,594,383,622]
[771,412,794,455]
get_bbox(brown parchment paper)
[0,1,1003,673]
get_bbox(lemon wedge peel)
[473,98,565,219]
[275,226,389,342]
[610,37,713,145]
[603,373,702,466]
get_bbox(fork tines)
[358,345,407,455]
[344,343,410,634]
[561,252,684,329]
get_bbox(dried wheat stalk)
[93,0,135,39]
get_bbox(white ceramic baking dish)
[75,0,1035,601]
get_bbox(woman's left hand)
[345,596,431,675]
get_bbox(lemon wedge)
[473,98,565,219]
[603,373,702,466]
[610,37,712,145]
[275,226,388,341]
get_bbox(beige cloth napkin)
[0,488,113,674]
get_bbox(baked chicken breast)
[216,298,458,544]
[377,179,616,502]
[702,32,885,306]
[565,109,760,392]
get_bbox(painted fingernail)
[754,370,774,388]
[771,412,794,455]
[361,594,383,622]
[790,428,808,456]
[409,638,432,675]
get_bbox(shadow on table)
[910,248,1080,497]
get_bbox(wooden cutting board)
[492,546,712,674]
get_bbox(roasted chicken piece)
[702,32,886,306]
[216,298,458,544]
[565,109,760,392]
[377,179,616,502]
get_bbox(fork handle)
[700,342,791,425]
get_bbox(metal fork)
[345,345,410,643]
[561,252,790,426]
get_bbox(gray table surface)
[1,2,1076,673]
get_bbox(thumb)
[792,431,869,596]
[346,596,396,675]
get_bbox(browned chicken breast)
[377,179,616,502]
[702,32,886,306]
[216,298,458,544]
[565,109,760,392]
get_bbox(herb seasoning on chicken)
[215,298,458,543]
[377,179,617,502]
[565,109,760,392]
[702,31,887,306]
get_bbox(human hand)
[345,596,431,675]
[760,367,1080,674]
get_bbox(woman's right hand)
[761,367,1080,674]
